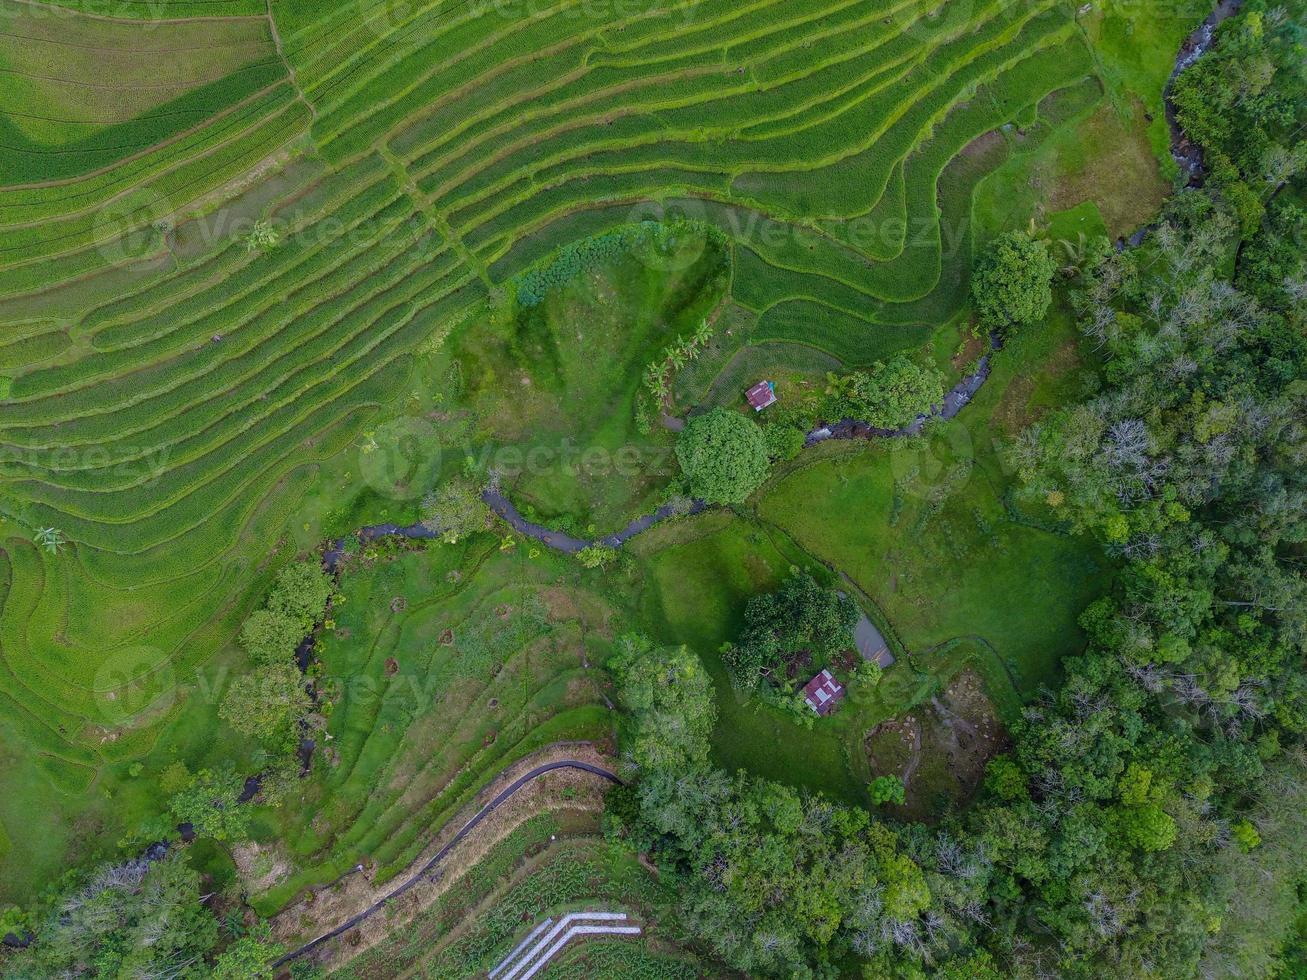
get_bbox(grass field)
[249,537,616,909]
[0,0,1206,906]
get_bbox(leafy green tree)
[1172,5,1307,236]
[826,355,946,429]
[6,853,218,978]
[267,561,333,629]
[220,662,309,746]
[675,407,770,504]
[870,774,906,806]
[1232,819,1261,852]
[420,478,489,542]
[724,573,858,689]
[168,768,249,842]
[761,421,806,462]
[238,609,305,666]
[984,757,1028,801]
[212,928,282,980]
[1115,801,1178,853]
[609,635,715,773]
[971,230,1057,330]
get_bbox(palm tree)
[35,527,66,555]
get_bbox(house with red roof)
[801,668,845,716]
[745,379,777,411]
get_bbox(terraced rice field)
[0,0,1178,897]
[253,541,614,910]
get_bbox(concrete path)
[274,761,621,967]
[492,911,641,980]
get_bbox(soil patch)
[864,669,1007,821]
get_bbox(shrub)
[675,407,770,504]
[971,230,1057,330]
[239,609,305,665]
[576,544,618,568]
[420,478,489,542]
[268,561,333,629]
[870,774,906,806]
[168,768,249,842]
[762,422,806,462]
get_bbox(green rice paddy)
[0,0,1207,905]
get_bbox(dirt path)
[274,759,621,967]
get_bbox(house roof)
[802,669,845,716]
[745,380,777,411]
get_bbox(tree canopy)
[220,662,310,747]
[420,478,490,542]
[607,634,716,775]
[723,573,858,690]
[675,407,771,504]
[2,853,218,979]
[267,560,333,630]
[238,609,306,666]
[824,355,946,429]
[167,768,250,843]
[605,643,940,976]
[971,230,1057,330]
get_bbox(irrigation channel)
[327,333,1002,562]
[274,761,621,967]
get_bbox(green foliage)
[1172,2,1307,237]
[268,561,334,630]
[239,609,306,666]
[219,662,310,747]
[576,544,618,569]
[167,768,249,842]
[1115,801,1178,853]
[954,167,1306,972]
[212,926,281,980]
[723,573,858,690]
[34,527,66,555]
[244,219,281,253]
[824,355,946,429]
[870,774,906,807]
[761,421,807,462]
[609,634,716,775]
[420,478,490,543]
[3,853,218,979]
[971,230,1057,330]
[1232,820,1262,853]
[674,408,770,505]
